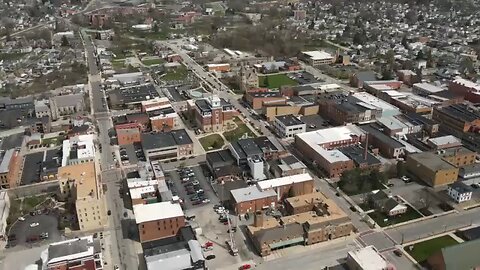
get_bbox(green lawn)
[258,74,298,89]
[0,52,28,61]
[199,134,225,151]
[23,194,49,210]
[368,206,422,227]
[223,123,256,142]
[111,59,125,70]
[162,66,188,81]
[42,135,65,146]
[142,58,165,66]
[405,236,459,263]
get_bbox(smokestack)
[254,211,264,227]
[364,133,369,161]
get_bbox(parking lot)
[21,152,43,185]
[8,213,62,248]
[167,166,217,209]
[0,133,24,151]
[120,144,142,166]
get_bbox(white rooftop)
[352,92,401,115]
[130,186,156,199]
[302,50,333,60]
[127,178,159,188]
[414,82,444,93]
[141,97,169,107]
[257,173,313,191]
[145,249,191,270]
[61,134,95,167]
[347,246,389,270]
[47,235,95,265]
[453,77,480,92]
[428,135,461,147]
[231,185,277,203]
[133,202,184,224]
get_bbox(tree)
[396,161,407,177]
[308,20,315,30]
[459,57,476,75]
[152,23,159,33]
[401,35,409,49]
[61,35,69,47]
[381,67,394,80]
[416,50,425,60]
[353,31,367,45]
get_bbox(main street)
[83,30,138,270]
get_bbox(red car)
[204,241,213,248]
[239,264,251,270]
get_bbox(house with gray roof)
[49,93,85,120]
[428,238,480,270]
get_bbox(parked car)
[192,200,202,205]
[30,222,39,228]
[401,176,411,183]
[393,249,403,257]
[202,199,210,203]
[18,216,25,221]
[205,254,216,260]
[239,264,251,269]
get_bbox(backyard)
[258,74,298,89]
[223,121,256,142]
[368,205,422,227]
[405,235,459,263]
[42,134,66,146]
[7,194,51,227]
[199,134,225,151]
[162,66,188,81]
[142,58,165,66]
[338,168,387,196]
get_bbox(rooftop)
[206,149,236,168]
[58,162,97,199]
[408,152,457,171]
[428,135,462,147]
[438,104,480,123]
[285,192,327,209]
[47,236,98,265]
[413,83,444,94]
[302,51,333,60]
[51,93,84,108]
[339,145,381,166]
[133,202,184,224]
[257,173,313,191]
[230,185,277,203]
[360,124,405,149]
[449,181,473,194]
[62,134,95,167]
[141,129,192,150]
[275,114,305,127]
[347,246,389,270]
[145,248,191,270]
[0,149,16,174]
[352,92,401,115]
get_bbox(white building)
[273,114,306,138]
[0,191,10,240]
[301,51,334,66]
[34,99,50,118]
[346,246,389,270]
[412,83,444,96]
[447,182,473,203]
[61,134,95,167]
[247,156,266,181]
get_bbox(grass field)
[142,58,165,66]
[163,66,188,81]
[405,235,459,263]
[368,206,422,227]
[199,134,225,151]
[258,74,298,89]
[111,59,125,70]
[223,123,256,142]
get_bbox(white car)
[30,222,39,227]
[202,199,210,203]
[18,217,25,221]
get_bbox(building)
[61,134,95,167]
[133,202,185,243]
[447,182,473,203]
[406,152,459,187]
[141,97,170,112]
[0,149,21,189]
[285,192,327,215]
[270,155,307,178]
[244,89,287,110]
[346,246,390,270]
[149,107,178,132]
[230,185,277,214]
[206,63,230,72]
[44,235,102,270]
[109,84,160,108]
[318,92,382,125]
[141,129,193,161]
[192,95,234,132]
[367,190,407,216]
[437,146,476,167]
[0,191,10,240]
[432,104,480,135]
[117,127,141,145]
[247,194,352,256]
[294,125,366,177]
[339,145,381,170]
[145,241,205,270]
[351,92,401,117]
[206,149,239,182]
[350,71,377,88]
[273,114,306,138]
[427,238,480,270]
[360,124,406,159]
[58,162,107,231]
[427,135,463,150]
[256,173,315,201]
[35,99,50,118]
[376,115,423,137]
[229,136,287,166]
[300,51,334,66]
[49,93,85,120]
[413,82,444,96]
[449,77,480,102]
[397,70,419,86]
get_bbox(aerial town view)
[1,0,480,269]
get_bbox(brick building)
[231,185,277,214]
[45,235,102,270]
[244,89,287,110]
[406,152,459,187]
[432,104,480,135]
[117,127,141,145]
[134,202,185,243]
[192,95,234,132]
[256,173,315,201]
